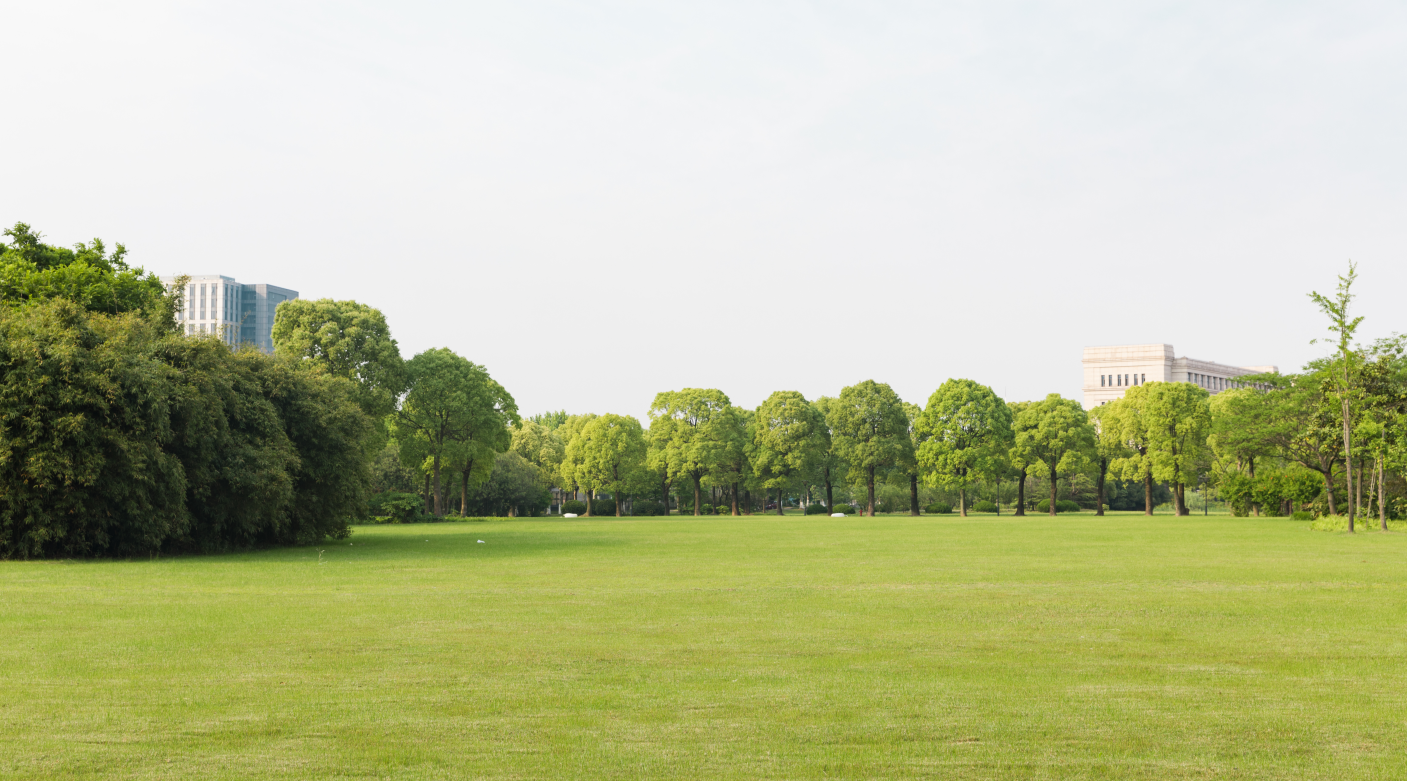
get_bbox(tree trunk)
[1048,464,1058,516]
[1249,456,1258,516]
[1379,459,1387,531]
[1095,458,1107,516]
[959,486,967,517]
[1357,455,1364,517]
[825,467,834,514]
[910,474,920,516]
[585,489,593,517]
[731,482,740,516]
[776,487,784,516]
[424,473,432,515]
[432,454,443,516]
[661,476,670,515]
[1174,482,1186,516]
[744,489,752,515]
[693,475,702,516]
[1015,467,1027,516]
[1321,467,1338,516]
[461,468,470,516]
[867,465,876,516]
[1341,396,1354,532]
[1143,472,1153,516]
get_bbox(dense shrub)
[1035,499,1082,514]
[631,500,667,516]
[0,299,374,558]
[1291,510,1316,521]
[804,503,830,515]
[560,500,587,515]
[368,492,425,524]
[971,501,998,513]
[831,504,857,515]
[926,502,954,514]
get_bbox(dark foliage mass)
[0,225,375,559]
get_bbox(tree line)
[3,221,1400,557]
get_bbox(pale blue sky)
[6,1,1406,420]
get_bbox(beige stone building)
[1082,344,1277,408]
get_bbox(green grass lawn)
[3,514,1405,780]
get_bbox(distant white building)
[1082,344,1277,409]
[160,275,298,353]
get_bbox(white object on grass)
[830,513,846,517]
[477,540,485,544]
[563,513,578,518]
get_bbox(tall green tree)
[901,402,924,516]
[556,413,600,507]
[569,414,649,517]
[1309,263,1365,531]
[389,348,518,516]
[1011,394,1096,517]
[751,391,826,516]
[714,407,753,515]
[915,379,1013,516]
[648,389,740,516]
[1209,386,1278,515]
[1087,402,1130,517]
[1105,387,1156,515]
[1143,382,1212,515]
[1006,400,1033,515]
[811,397,845,513]
[828,380,913,517]
[271,298,406,422]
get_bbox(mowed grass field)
[3,513,1406,780]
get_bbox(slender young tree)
[1310,262,1364,531]
[915,379,1012,517]
[828,381,913,517]
[1142,382,1211,515]
[1087,402,1129,516]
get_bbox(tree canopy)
[1012,394,1095,517]
[271,298,406,420]
[751,391,826,516]
[915,379,1013,516]
[648,388,742,516]
[828,380,913,517]
[389,348,518,516]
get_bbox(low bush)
[631,500,668,516]
[1034,499,1082,514]
[971,501,998,513]
[1310,514,1407,532]
[804,504,830,515]
[926,502,954,514]
[832,504,856,515]
[368,492,425,524]
[1291,510,1316,521]
[560,500,587,516]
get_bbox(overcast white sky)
[6,1,1406,420]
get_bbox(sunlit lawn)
[3,512,1405,779]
